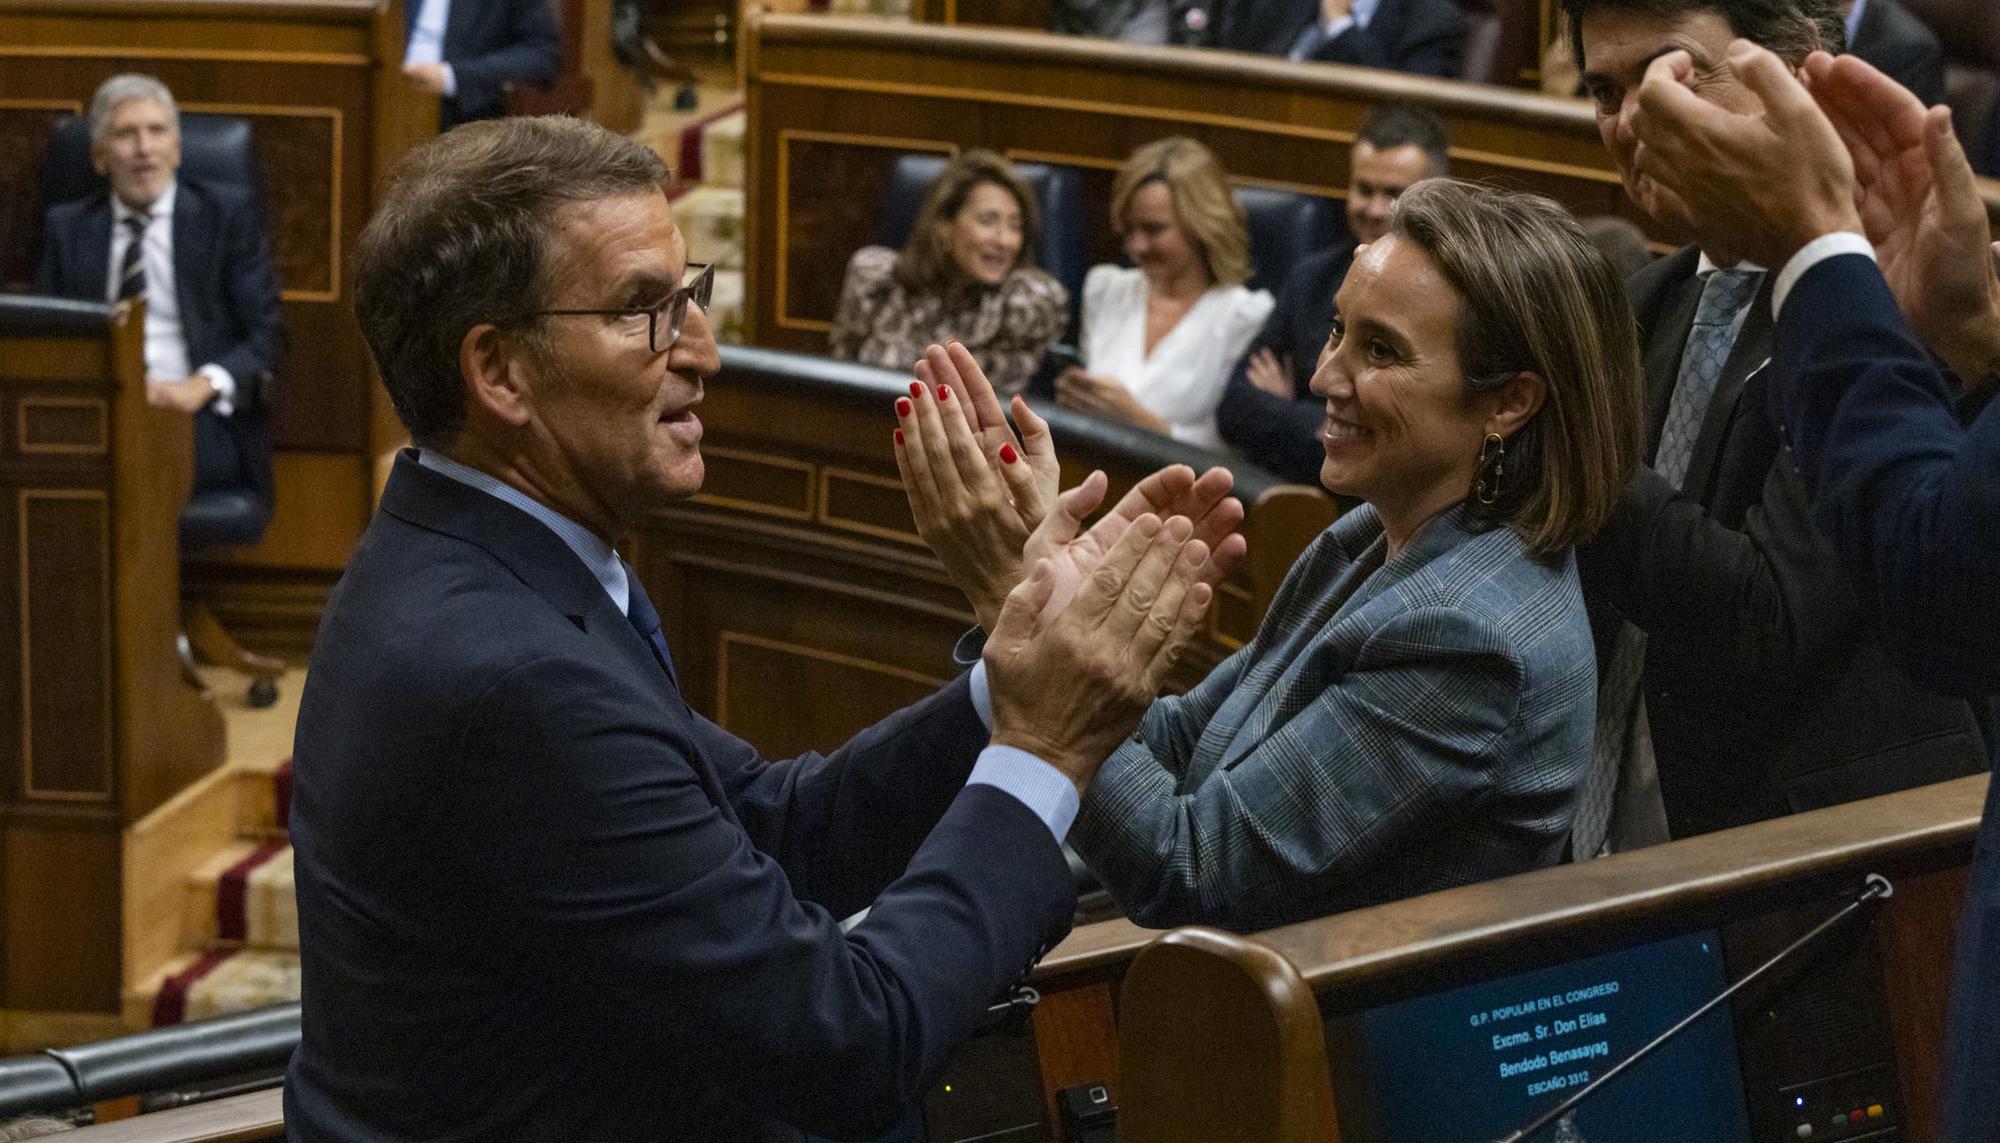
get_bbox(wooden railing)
[1116,772,1989,1142]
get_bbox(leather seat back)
[41,113,265,209]
[876,153,1091,313]
[1235,185,1344,293]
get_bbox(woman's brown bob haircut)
[352,116,672,449]
[1388,179,1645,557]
[895,150,1041,293]
[1110,137,1252,288]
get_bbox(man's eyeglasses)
[509,262,715,352]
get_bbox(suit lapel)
[171,184,205,344]
[77,197,114,302]
[1684,276,1775,495]
[1639,261,1703,464]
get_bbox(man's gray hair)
[88,73,179,145]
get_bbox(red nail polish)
[1000,443,1018,464]
[938,385,951,400]
[909,381,924,399]
[894,428,904,445]
[896,397,912,416]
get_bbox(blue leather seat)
[876,153,1091,321]
[1234,185,1346,294]
[40,113,275,551]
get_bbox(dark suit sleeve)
[1771,253,2000,697]
[1217,258,1332,484]
[450,0,563,114]
[209,202,287,414]
[686,673,1003,920]
[1309,0,1466,77]
[466,656,1074,1139]
[1578,445,1861,701]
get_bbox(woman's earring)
[1473,432,1505,506]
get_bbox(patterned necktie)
[623,565,680,688]
[1572,268,1760,860]
[117,214,149,303]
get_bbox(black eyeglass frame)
[504,262,715,353]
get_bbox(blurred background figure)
[830,150,1068,396]
[1059,136,1272,446]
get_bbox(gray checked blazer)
[1073,502,1597,932]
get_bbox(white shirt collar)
[1695,251,1765,278]
[112,179,176,224]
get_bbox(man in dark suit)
[286,115,1225,1141]
[1628,44,2000,1143]
[1560,0,1985,856]
[1215,102,1448,484]
[35,74,284,508]
[1843,0,1944,107]
[400,0,561,130]
[1212,0,1468,77]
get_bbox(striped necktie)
[117,214,149,303]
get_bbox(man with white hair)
[35,73,285,512]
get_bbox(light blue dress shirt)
[1287,0,1382,60]
[402,0,460,96]
[414,449,1078,841]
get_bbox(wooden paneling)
[744,16,2000,353]
[0,0,434,601]
[2,301,226,1035]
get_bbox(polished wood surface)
[0,0,434,634]
[2,302,226,1034]
[1118,774,1987,1140]
[742,15,2000,354]
[1120,927,1340,1143]
[60,1088,283,1142]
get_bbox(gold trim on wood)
[0,97,84,112]
[183,101,345,303]
[775,128,957,333]
[715,629,946,731]
[0,46,371,66]
[17,398,109,455]
[817,465,926,546]
[688,444,818,521]
[18,489,115,803]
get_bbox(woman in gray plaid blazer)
[895,180,1645,931]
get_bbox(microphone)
[1490,874,1895,1143]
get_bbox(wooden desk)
[743,14,2000,355]
[1115,773,1988,1142]
[0,297,225,1048]
[0,0,433,648]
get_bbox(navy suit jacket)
[1212,0,1467,78]
[284,453,1075,1142]
[424,0,562,128]
[1769,252,1999,1143]
[35,178,284,502]
[1848,0,1946,109]
[1578,246,1984,837]
[1215,241,1353,485]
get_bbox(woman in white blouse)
[1057,136,1273,448]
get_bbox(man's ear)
[1488,370,1548,439]
[460,323,534,430]
[90,145,109,179]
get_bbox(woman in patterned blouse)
[829,151,1069,396]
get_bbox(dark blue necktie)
[624,566,679,688]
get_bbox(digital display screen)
[1328,930,1754,1143]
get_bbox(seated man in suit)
[1628,45,2000,1143]
[286,115,1229,1141]
[1212,0,1469,78]
[1216,102,1448,484]
[401,0,561,130]
[1562,0,1986,857]
[1842,0,1944,107]
[35,73,284,508]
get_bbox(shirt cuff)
[440,63,458,98]
[1773,231,1875,319]
[968,660,995,731]
[1322,14,1357,37]
[968,745,1080,843]
[197,364,236,416]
